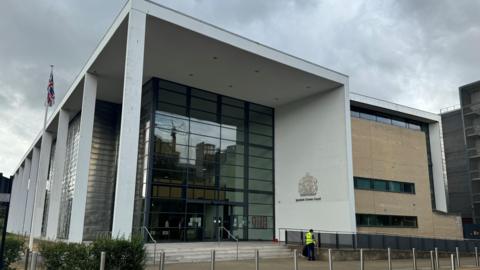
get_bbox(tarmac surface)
[146,257,480,270]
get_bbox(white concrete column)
[111,9,146,238]
[7,170,20,233]
[12,169,24,233]
[18,158,31,234]
[68,73,97,242]
[23,147,40,235]
[46,109,70,239]
[429,122,448,212]
[30,131,53,239]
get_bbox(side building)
[351,94,463,239]
[441,81,480,237]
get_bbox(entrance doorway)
[185,202,243,241]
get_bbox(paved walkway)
[146,257,480,270]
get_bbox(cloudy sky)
[1,0,479,175]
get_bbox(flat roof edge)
[350,92,440,123]
[460,80,480,90]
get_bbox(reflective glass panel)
[158,89,186,107]
[148,79,274,242]
[249,111,272,126]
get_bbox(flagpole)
[28,65,53,250]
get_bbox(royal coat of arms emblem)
[298,173,318,197]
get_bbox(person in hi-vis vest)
[305,229,316,261]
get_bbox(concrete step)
[144,242,292,264]
[146,252,293,262]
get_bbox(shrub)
[39,241,93,270]
[3,234,24,270]
[39,237,145,270]
[91,236,145,270]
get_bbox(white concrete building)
[6,0,452,243]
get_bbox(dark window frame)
[356,213,418,228]
[354,177,415,194]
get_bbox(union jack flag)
[47,70,55,106]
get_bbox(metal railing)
[218,226,239,260]
[142,226,158,265]
[281,228,480,253]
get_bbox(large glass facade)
[57,114,81,239]
[138,78,274,241]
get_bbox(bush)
[91,236,145,270]
[39,237,145,270]
[3,234,24,270]
[39,241,93,270]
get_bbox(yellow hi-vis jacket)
[305,232,315,245]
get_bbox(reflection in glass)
[190,121,220,137]
[147,79,274,241]
[155,112,189,133]
[221,127,243,142]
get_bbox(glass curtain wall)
[57,114,81,239]
[138,78,274,241]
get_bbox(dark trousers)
[307,243,315,260]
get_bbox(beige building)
[350,94,463,239]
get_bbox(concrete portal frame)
[8,0,354,241]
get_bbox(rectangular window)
[351,107,425,133]
[376,115,392,125]
[354,178,371,189]
[408,123,421,130]
[356,214,418,228]
[359,112,376,121]
[392,118,407,128]
[353,177,415,194]
[373,180,388,191]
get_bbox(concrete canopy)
[88,0,347,107]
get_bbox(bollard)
[455,247,460,268]
[387,247,392,270]
[430,250,435,270]
[412,248,417,270]
[30,251,37,270]
[450,254,455,270]
[328,249,333,270]
[293,249,298,270]
[255,249,259,270]
[24,249,30,270]
[159,252,165,270]
[211,250,215,270]
[476,247,479,267]
[435,248,439,270]
[100,251,106,270]
[360,249,364,270]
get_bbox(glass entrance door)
[176,200,246,242]
[203,204,218,241]
[197,203,242,241]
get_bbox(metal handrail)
[218,226,239,260]
[142,226,158,265]
[278,227,467,241]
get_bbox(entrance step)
[144,241,292,264]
